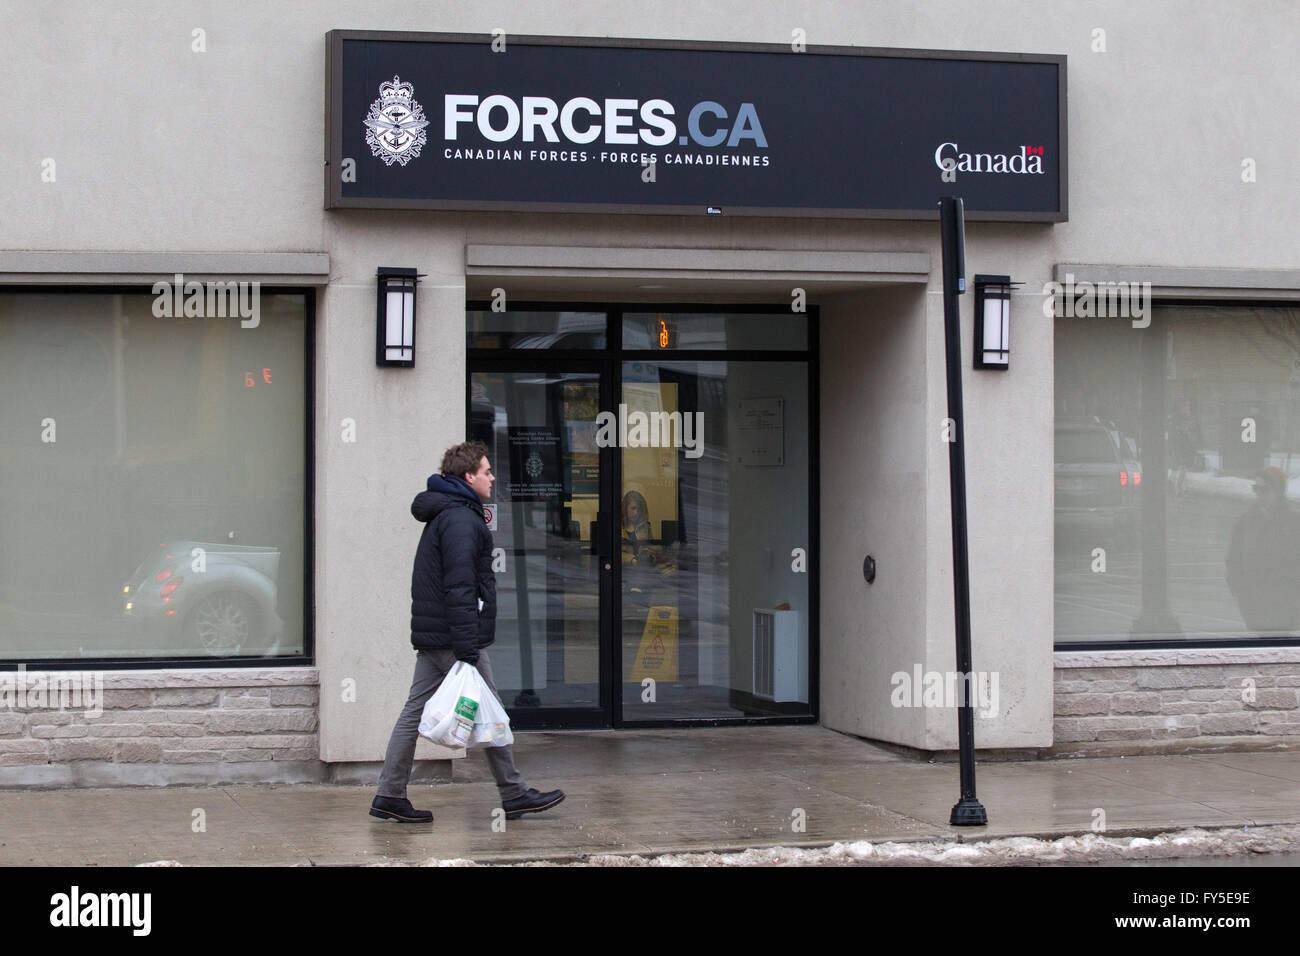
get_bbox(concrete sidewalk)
[2,726,1298,866]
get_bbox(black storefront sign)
[326,31,1066,221]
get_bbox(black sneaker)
[502,787,566,820]
[369,795,433,823]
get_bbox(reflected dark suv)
[1055,423,1141,549]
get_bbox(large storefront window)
[468,307,814,725]
[0,290,309,662]
[1055,303,1300,645]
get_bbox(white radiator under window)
[752,609,807,703]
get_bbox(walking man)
[370,440,565,823]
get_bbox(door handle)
[591,513,610,560]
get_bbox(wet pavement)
[1,725,1297,866]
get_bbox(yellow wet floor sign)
[631,606,678,681]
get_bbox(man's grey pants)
[377,647,528,802]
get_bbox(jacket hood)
[412,473,482,522]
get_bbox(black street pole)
[939,196,988,827]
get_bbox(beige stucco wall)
[819,263,1055,751]
[4,1,1299,763]
[819,287,931,743]
[921,235,1058,749]
[8,0,1297,265]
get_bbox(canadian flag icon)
[1025,146,1044,156]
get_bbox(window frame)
[0,285,316,671]
[1054,296,1300,651]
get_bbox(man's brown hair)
[441,440,489,480]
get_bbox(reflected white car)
[122,540,283,656]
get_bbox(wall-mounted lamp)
[973,274,1017,370]
[376,267,422,367]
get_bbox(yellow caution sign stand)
[630,606,678,682]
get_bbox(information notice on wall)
[738,396,784,467]
[507,425,563,501]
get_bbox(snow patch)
[509,824,1300,866]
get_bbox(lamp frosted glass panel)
[385,290,402,344]
[403,290,413,347]
[384,288,413,360]
[1055,304,1300,644]
[983,298,1008,364]
[386,289,413,347]
[0,292,308,661]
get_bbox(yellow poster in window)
[620,379,679,545]
[630,605,678,682]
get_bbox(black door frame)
[467,301,820,729]
[466,357,614,730]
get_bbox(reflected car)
[1095,417,1144,489]
[122,540,283,656]
[1055,423,1141,549]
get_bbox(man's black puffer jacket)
[409,473,496,658]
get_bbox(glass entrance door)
[468,305,816,728]
[468,367,612,728]
[617,357,811,721]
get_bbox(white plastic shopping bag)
[468,681,515,749]
[418,661,481,748]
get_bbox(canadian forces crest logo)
[363,75,429,166]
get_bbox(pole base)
[950,798,988,826]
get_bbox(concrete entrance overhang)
[465,244,930,300]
